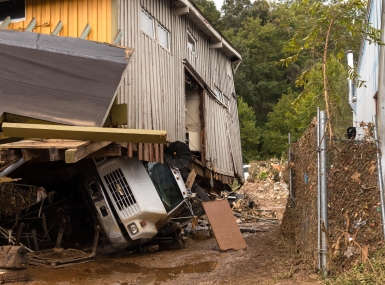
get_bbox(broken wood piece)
[65,141,111,163]
[185,169,197,190]
[2,123,168,144]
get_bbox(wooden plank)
[2,123,167,144]
[138,143,143,161]
[49,147,60,161]
[128,142,133,158]
[79,23,91,39]
[113,29,123,45]
[160,143,164,164]
[149,143,154,162]
[154,143,159,162]
[0,140,89,150]
[51,21,63,36]
[185,169,196,190]
[21,149,46,161]
[65,141,112,163]
[25,18,37,32]
[144,143,149,161]
[0,17,11,29]
[202,200,247,251]
[86,143,121,158]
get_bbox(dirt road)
[16,182,322,285]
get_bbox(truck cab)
[83,155,190,251]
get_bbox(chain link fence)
[282,121,383,272]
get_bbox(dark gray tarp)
[0,30,129,127]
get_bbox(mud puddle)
[28,258,219,284]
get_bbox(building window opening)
[158,24,169,50]
[0,0,25,22]
[188,32,196,54]
[141,9,154,37]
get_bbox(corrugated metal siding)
[117,0,243,177]
[7,0,114,42]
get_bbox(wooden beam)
[65,141,111,163]
[21,149,46,161]
[25,18,36,32]
[0,132,7,140]
[2,123,168,144]
[173,7,189,15]
[209,42,223,49]
[113,29,122,45]
[86,143,121,158]
[80,23,91,39]
[51,21,63,36]
[0,16,11,29]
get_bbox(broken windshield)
[144,162,184,212]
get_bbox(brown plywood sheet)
[202,200,247,251]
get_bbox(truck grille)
[104,168,139,218]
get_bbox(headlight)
[128,223,139,235]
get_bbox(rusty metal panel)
[202,200,247,251]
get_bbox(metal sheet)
[202,200,247,251]
[0,30,130,127]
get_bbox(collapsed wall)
[282,121,383,271]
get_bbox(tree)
[238,97,261,162]
[192,0,221,27]
[281,0,383,136]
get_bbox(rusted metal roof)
[0,30,131,127]
[202,200,247,251]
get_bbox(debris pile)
[247,160,283,182]
[240,180,289,201]
[0,183,39,217]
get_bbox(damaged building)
[0,0,243,256]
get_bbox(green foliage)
[191,0,221,27]
[238,97,261,163]
[194,0,363,158]
[281,0,383,134]
[261,89,316,157]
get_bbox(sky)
[214,0,224,9]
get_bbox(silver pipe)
[373,115,385,239]
[317,107,321,270]
[320,111,328,273]
[288,133,293,199]
[0,157,25,178]
[346,50,355,103]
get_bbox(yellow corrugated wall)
[7,0,115,43]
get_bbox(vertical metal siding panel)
[62,0,69,36]
[51,1,61,35]
[68,0,77,37]
[34,0,41,33]
[87,0,95,40]
[78,0,87,38]
[106,0,112,42]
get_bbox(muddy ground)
[14,182,322,285]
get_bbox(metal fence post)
[317,108,321,270]
[320,111,328,273]
[373,115,385,240]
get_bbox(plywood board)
[202,200,247,251]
